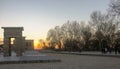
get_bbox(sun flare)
[34,39,43,50]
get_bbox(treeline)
[46,0,120,51]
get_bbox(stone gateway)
[2,27,25,57]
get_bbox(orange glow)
[34,40,42,50]
[55,44,59,49]
[34,39,46,50]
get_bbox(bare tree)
[109,0,120,16]
[54,26,62,50]
[46,20,92,51]
[58,21,83,51]
[89,11,119,50]
[81,24,92,50]
[46,29,56,49]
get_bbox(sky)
[0,0,110,44]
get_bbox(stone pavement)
[0,51,61,64]
[40,50,120,58]
[0,52,120,69]
[60,51,120,57]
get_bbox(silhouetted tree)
[46,29,56,49]
[54,26,62,50]
[81,24,92,50]
[109,0,120,16]
[46,20,93,51]
[89,11,119,51]
[61,21,81,51]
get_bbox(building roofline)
[1,27,24,30]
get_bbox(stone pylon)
[2,27,25,57]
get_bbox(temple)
[2,27,34,57]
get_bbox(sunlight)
[10,38,15,44]
[34,39,43,50]
[34,40,40,50]
[55,44,59,49]
[0,38,3,44]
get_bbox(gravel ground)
[0,53,120,69]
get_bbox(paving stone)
[0,51,61,64]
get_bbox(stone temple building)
[1,27,34,57]
[25,40,34,50]
[12,39,34,51]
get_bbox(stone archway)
[2,27,25,57]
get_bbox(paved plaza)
[0,51,60,64]
[0,52,120,69]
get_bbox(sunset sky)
[0,0,109,46]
